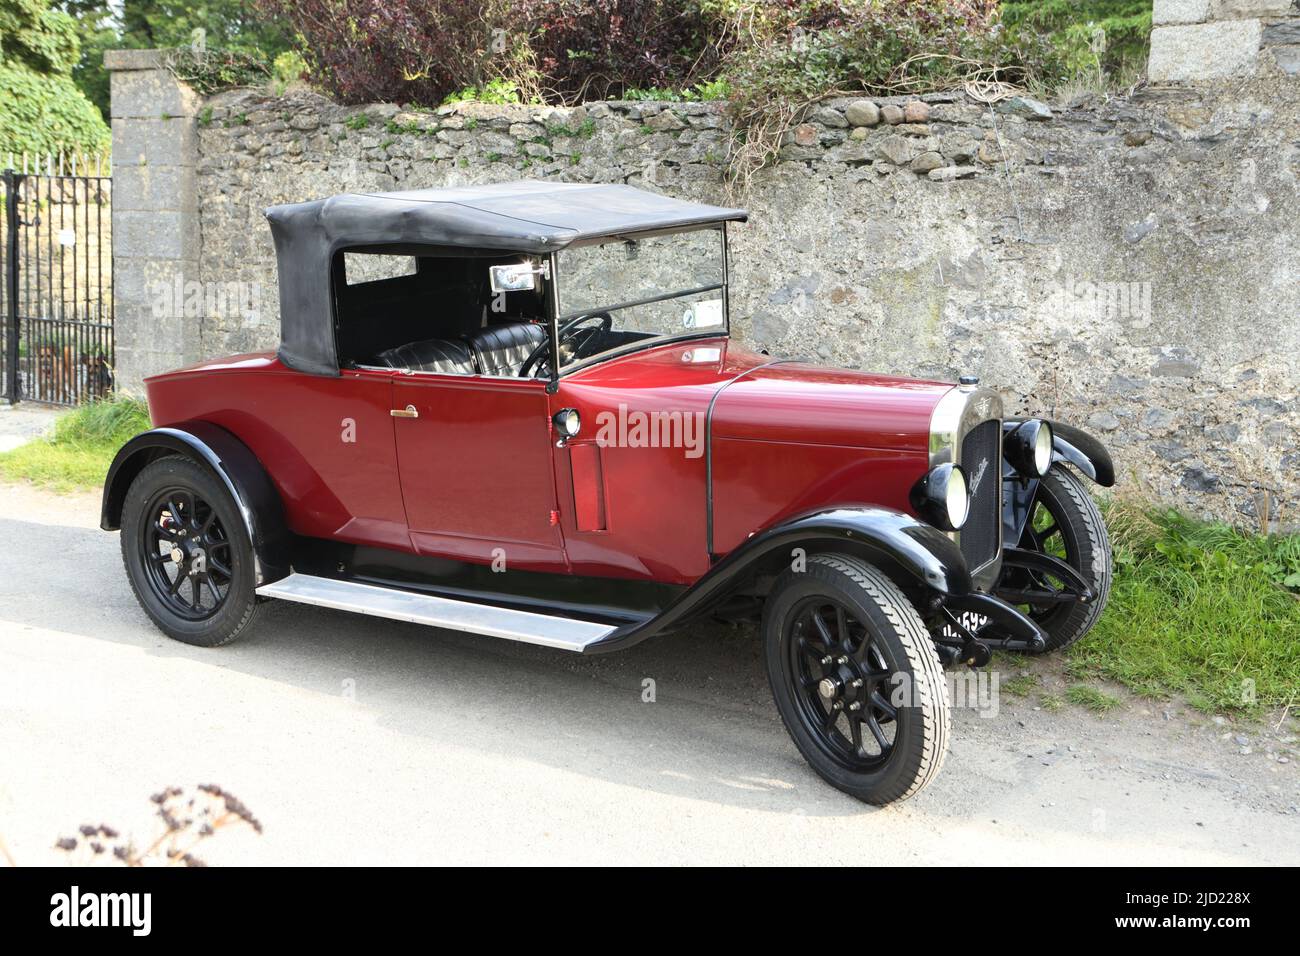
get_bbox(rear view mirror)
[681,299,724,329]
[490,262,547,293]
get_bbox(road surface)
[1,480,1296,865]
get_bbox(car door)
[199,364,410,552]
[391,372,566,572]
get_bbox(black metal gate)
[1,156,113,406]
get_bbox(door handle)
[390,405,419,419]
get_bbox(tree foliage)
[1001,0,1152,80]
[31,0,1154,136]
[0,0,109,155]
[255,0,514,106]
[1,0,81,73]
[513,0,722,101]
[51,0,295,119]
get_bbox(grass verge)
[1065,684,1121,714]
[1069,501,1300,715]
[0,397,150,491]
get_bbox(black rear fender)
[101,422,290,586]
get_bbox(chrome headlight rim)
[911,462,970,532]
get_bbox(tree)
[53,0,115,119]
[1,0,81,72]
[0,0,110,156]
[118,0,292,55]
[51,1,296,120]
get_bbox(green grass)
[1069,502,1300,714]
[1039,693,1065,712]
[1066,684,1121,713]
[0,397,150,491]
[1001,673,1039,698]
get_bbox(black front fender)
[585,505,971,653]
[101,422,290,586]
[1005,418,1114,487]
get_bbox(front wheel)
[120,455,260,647]
[763,553,950,805]
[1006,465,1112,653]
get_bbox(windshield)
[555,227,726,369]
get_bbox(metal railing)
[2,153,113,406]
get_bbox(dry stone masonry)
[107,43,1300,530]
[1150,0,1300,80]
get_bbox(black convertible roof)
[264,182,748,376]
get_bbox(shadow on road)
[1,514,884,815]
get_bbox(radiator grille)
[958,419,1001,570]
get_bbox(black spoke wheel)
[764,553,949,805]
[120,456,260,647]
[138,486,234,621]
[787,597,900,772]
[1000,465,1111,653]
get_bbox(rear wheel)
[120,456,259,647]
[762,554,949,805]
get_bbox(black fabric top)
[264,181,748,376]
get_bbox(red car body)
[144,339,948,586]
[102,182,1114,805]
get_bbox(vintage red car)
[102,182,1114,805]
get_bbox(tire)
[120,455,259,647]
[762,553,950,805]
[1013,465,1112,653]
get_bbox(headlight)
[1005,419,1053,478]
[1034,421,1053,475]
[945,465,970,528]
[553,408,581,438]
[911,463,969,532]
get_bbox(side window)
[332,249,548,377]
[343,253,417,284]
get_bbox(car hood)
[709,354,953,451]
[565,338,955,452]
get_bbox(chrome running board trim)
[256,573,617,652]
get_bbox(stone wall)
[105,50,203,383]
[109,56,1300,529]
[1150,0,1300,80]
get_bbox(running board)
[256,573,618,652]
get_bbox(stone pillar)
[1149,0,1300,81]
[105,50,202,394]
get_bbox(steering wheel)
[518,312,613,378]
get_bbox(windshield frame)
[551,223,731,379]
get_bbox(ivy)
[164,47,271,95]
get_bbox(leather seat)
[373,338,477,374]
[464,322,548,376]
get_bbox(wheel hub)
[143,487,234,622]
[788,597,901,773]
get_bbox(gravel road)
[1,480,1296,866]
